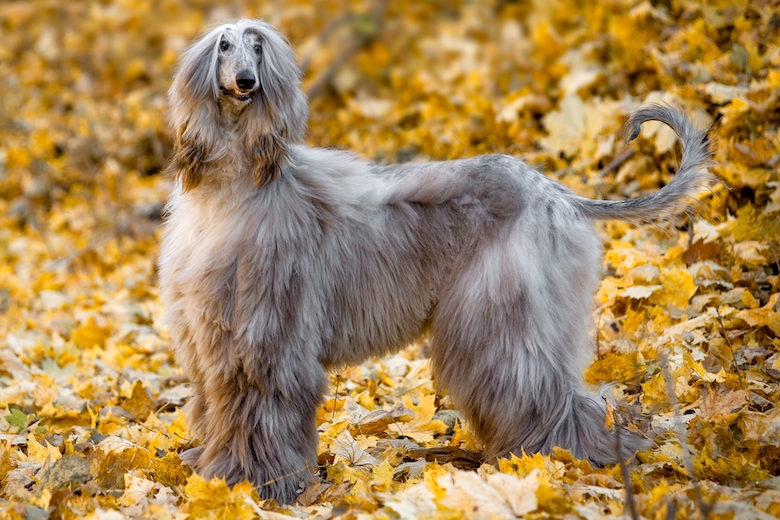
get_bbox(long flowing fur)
[159,19,712,504]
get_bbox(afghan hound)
[158,18,711,504]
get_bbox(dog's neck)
[214,98,255,175]
[186,154,259,204]
[218,96,252,126]
[190,108,264,196]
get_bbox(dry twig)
[715,308,745,392]
[597,148,635,178]
[660,351,711,519]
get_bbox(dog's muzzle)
[221,70,257,102]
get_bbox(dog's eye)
[253,43,261,54]
[219,40,231,52]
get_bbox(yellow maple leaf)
[736,306,780,335]
[498,452,548,478]
[584,352,640,385]
[450,418,481,452]
[25,433,62,464]
[70,317,111,349]
[622,306,647,334]
[388,394,448,444]
[122,380,154,421]
[640,371,670,410]
[154,452,192,489]
[371,459,395,491]
[341,465,371,496]
[422,462,451,500]
[167,410,190,445]
[731,205,780,242]
[183,474,258,520]
[652,268,697,309]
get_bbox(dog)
[158,19,711,503]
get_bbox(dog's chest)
[162,196,248,289]
[162,192,307,297]
[160,190,328,348]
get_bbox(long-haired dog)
[158,19,712,503]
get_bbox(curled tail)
[575,104,714,222]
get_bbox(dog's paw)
[179,446,204,469]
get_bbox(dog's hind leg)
[431,206,647,465]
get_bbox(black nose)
[235,70,256,91]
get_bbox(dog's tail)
[574,104,714,223]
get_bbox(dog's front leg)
[189,355,326,504]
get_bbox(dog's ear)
[242,21,309,188]
[173,25,223,102]
[250,133,288,188]
[254,25,308,142]
[167,135,207,192]
[166,25,226,192]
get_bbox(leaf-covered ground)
[1,1,780,518]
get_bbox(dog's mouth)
[220,87,254,103]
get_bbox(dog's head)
[168,19,308,191]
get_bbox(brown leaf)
[295,479,331,506]
[89,438,151,490]
[683,239,721,265]
[699,389,748,422]
[405,447,483,471]
[36,455,90,491]
[122,380,155,421]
